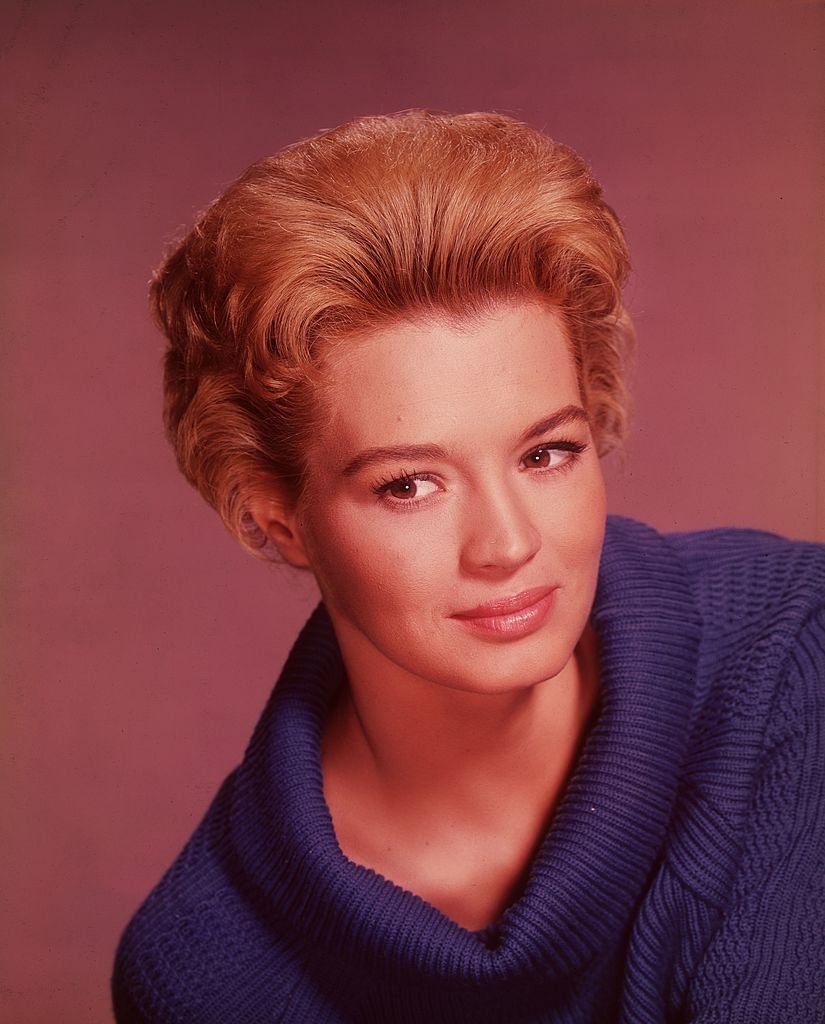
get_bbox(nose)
[458,480,541,576]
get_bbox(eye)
[521,439,588,473]
[370,440,589,511]
[371,469,439,507]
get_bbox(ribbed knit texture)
[111,515,825,1023]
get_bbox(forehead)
[315,300,581,448]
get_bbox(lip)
[452,585,558,619]
[450,585,559,641]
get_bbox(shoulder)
[661,519,825,636]
[655,517,825,892]
[605,518,825,893]
[656,519,825,779]
[603,513,825,658]
[110,770,304,1023]
[622,522,825,1015]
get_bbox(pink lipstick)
[450,585,558,640]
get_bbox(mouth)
[451,585,558,619]
[450,585,559,641]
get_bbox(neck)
[321,621,601,837]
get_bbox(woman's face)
[289,299,606,696]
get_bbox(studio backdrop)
[2,1,822,1021]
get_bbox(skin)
[250,298,606,930]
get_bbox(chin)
[424,636,572,696]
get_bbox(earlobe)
[247,497,313,570]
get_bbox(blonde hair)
[150,109,635,558]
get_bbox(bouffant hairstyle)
[150,109,635,559]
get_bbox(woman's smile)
[449,584,560,641]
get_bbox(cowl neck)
[228,514,701,992]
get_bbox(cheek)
[539,464,606,583]
[570,474,606,548]
[301,501,441,616]
[568,489,606,612]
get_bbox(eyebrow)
[340,403,590,477]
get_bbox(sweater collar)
[229,514,701,989]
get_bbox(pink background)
[3,1,822,1020]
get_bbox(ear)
[247,494,313,570]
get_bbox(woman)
[112,110,825,1023]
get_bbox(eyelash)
[370,439,589,510]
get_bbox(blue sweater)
[111,515,825,1022]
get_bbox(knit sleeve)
[109,765,309,1024]
[683,602,825,1023]
[110,921,178,1024]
